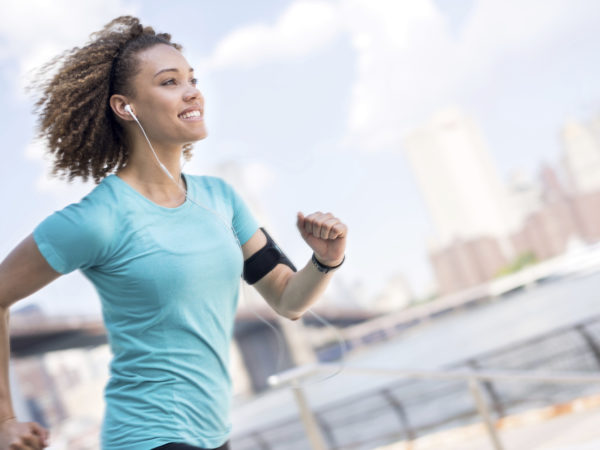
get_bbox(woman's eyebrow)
[153,67,194,78]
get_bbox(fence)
[231,315,600,450]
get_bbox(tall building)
[560,119,600,244]
[562,120,600,193]
[510,165,580,261]
[589,114,600,144]
[404,109,519,254]
[507,170,543,224]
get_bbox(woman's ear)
[109,94,135,121]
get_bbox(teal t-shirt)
[33,174,259,450]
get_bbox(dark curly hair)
[31,16,193,183]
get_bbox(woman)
[0,16,346,450]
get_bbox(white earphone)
[123,103,177,183]
[124,104,135,118]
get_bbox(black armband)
[243,227,297,284]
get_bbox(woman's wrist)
[0,415,15,424]
[311,253,345,273]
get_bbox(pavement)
[376,394,600,450]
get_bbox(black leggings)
[152,441,230,450]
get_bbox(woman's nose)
[183,85,202,103]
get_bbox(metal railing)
[268,365,600,450]
[231,315,600,450]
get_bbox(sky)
[1,0,600,316]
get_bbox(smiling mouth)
[178,110,203,120]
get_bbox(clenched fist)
[296,211,347,267]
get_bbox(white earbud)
[124,104,135,118]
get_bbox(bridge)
[8,304,373,358]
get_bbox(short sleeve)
[33,201,114,275]
[221,180,259,246]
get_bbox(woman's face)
[127,44,207,147]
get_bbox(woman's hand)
[0,418,49,449]
[296,212,347,266]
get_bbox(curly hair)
[31,16,193,183]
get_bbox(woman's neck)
[117,143,187,204]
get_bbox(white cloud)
[202,0,599,153]
[0,0,138,93]
[24,139,47,161]
[459,0,573,56]
[24,140,95,197]
[203,0,342,70]
[199,0,455,150]
[340,0,600,152]
[340,0,450,151]
[1,0,137,196]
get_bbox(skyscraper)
[562,120,600,193]
[404,108,519,252]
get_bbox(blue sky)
[2,0,600,316]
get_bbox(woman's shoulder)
[34,178,122,273]
[71,176,121,214]
[46,176,121,236]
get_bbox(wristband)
[311,253,345,273]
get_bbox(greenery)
[496,252,538,277]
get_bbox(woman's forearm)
[248,212,347,320]
[277,256,342,320]
[0,308,16,422]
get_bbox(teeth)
[179,110,202,119]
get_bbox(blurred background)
[2,0,600,448]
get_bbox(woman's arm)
[0,235,61,309]
[0,234,59,448]
[242,212,347,320]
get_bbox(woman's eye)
[190,78,198,86]
[162,79,176,86]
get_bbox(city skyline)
[424,110,600,294]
